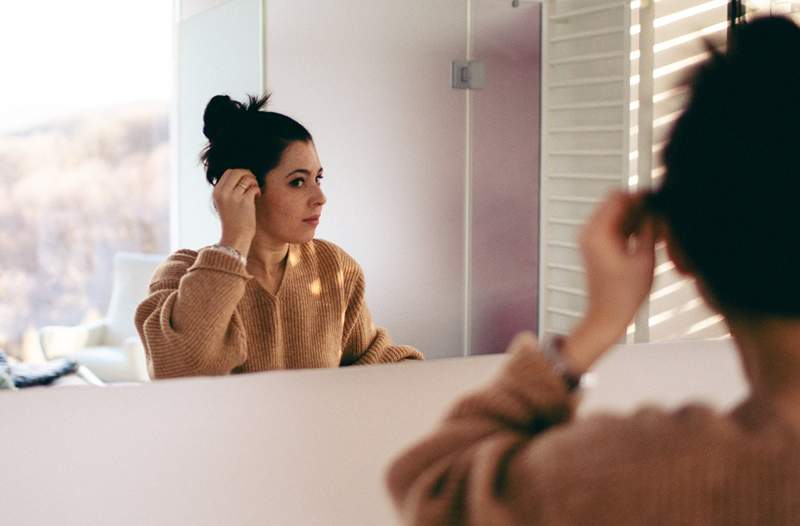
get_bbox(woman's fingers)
[233,179,252,193]
[216,169,258,198]
[234,172,258,193]
[583,191,655,257]
[634,215,657,256]
[621,193,650,238]
[581,191,629,253]
[214,169,260,256]
[217,168,239,192]
[579,191,657,333]
[243,184,262,200]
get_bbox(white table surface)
[0,339,747,525]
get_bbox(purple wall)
[470,3,541,355]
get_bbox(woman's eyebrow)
[285,167,324,177]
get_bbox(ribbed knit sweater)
[135,239,422,379]
[387,332,800,525]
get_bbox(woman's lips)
[303,215,320,226]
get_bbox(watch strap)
[539,334,582,392]
[203,243,248,266]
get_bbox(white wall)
[265,0,468,359]
[175,0,263,251]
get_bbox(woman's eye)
[315,175,324,184]
[290,178,305,188]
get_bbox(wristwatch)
[204,243,248,266]
[539,334,583,392]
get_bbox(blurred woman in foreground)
[387,16,800,525]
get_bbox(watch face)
[208,245,246,265]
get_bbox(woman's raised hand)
[212,168,262,257]
[563,191,657,372]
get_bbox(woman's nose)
[312,187,326,208]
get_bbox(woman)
[136,95,422,379]
[387,16,800,525]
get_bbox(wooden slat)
[550,1,626,21]
[540,0,629,334]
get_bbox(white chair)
[39,252,165,383]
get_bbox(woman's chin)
[291,231,317,244]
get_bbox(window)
[0,1,172,361]
[630,0,730,342]
[540,0,734,343]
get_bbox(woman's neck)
[246,231,289,276]
[729,315,800,427]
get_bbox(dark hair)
[649,16,800,317]
[200,94,313,187]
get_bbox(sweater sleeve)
[134,248,252,379]
[338,258,423,365]
[386,332,739,526]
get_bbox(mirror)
[2,0,639,388]
[174,0,545,370]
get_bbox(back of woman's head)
[200,94,312,187]
[651,16,800,317]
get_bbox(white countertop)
[0,339,747,525]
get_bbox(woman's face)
[255,140,326,245]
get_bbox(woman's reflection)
[135,94,422,379]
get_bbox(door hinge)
[452,60,485,90]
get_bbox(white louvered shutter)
[539,0,631,337]
[633,0,729,341]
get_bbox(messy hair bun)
[199,93,312,187]
[202,94,265,142]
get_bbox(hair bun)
[202,94,244,141]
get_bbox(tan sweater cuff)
[191,248,253,279]
[500,341,573,408]
[448,333,573,429]
[498,347,569,405]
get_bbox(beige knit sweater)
[387,333,800,525]
[135,239,422,379]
